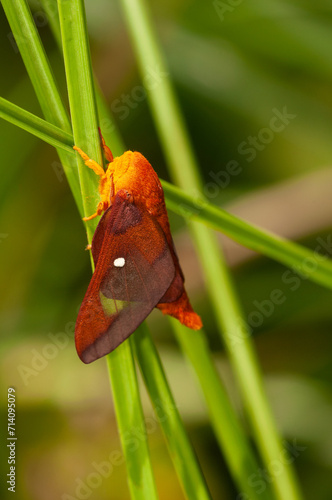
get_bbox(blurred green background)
[1,0,332,499]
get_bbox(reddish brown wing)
[157,236,184,304]
[75,193,175,363]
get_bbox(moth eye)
[114,257,125,267]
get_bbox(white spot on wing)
[114,257,125,267]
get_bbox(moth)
[74,135,202,363]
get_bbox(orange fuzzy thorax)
[102,152,173,248]
[104,152,164,213]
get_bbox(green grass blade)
[1,97,332,293]
[171,319,274,500]
[132,324,212,500]
[57,0,102,238]
[1,0,68,128]
[39,0,127,158]
[190,222,295,499]
[39,0,62,47]
[163,182,332,290]
[106,342,159,500]
[117,0,304,498]
[1,0,82,213]
[0,96,73,154]
[57,1,158,498]
[94,86,126,156]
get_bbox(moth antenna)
[98,127,114,163]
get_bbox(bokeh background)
[1,0,332,499]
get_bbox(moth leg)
[98,128,114,163]
[73,145,109,220]
[73,146,105,178]
[82,201,106,221]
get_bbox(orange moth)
[74,134,202,363]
